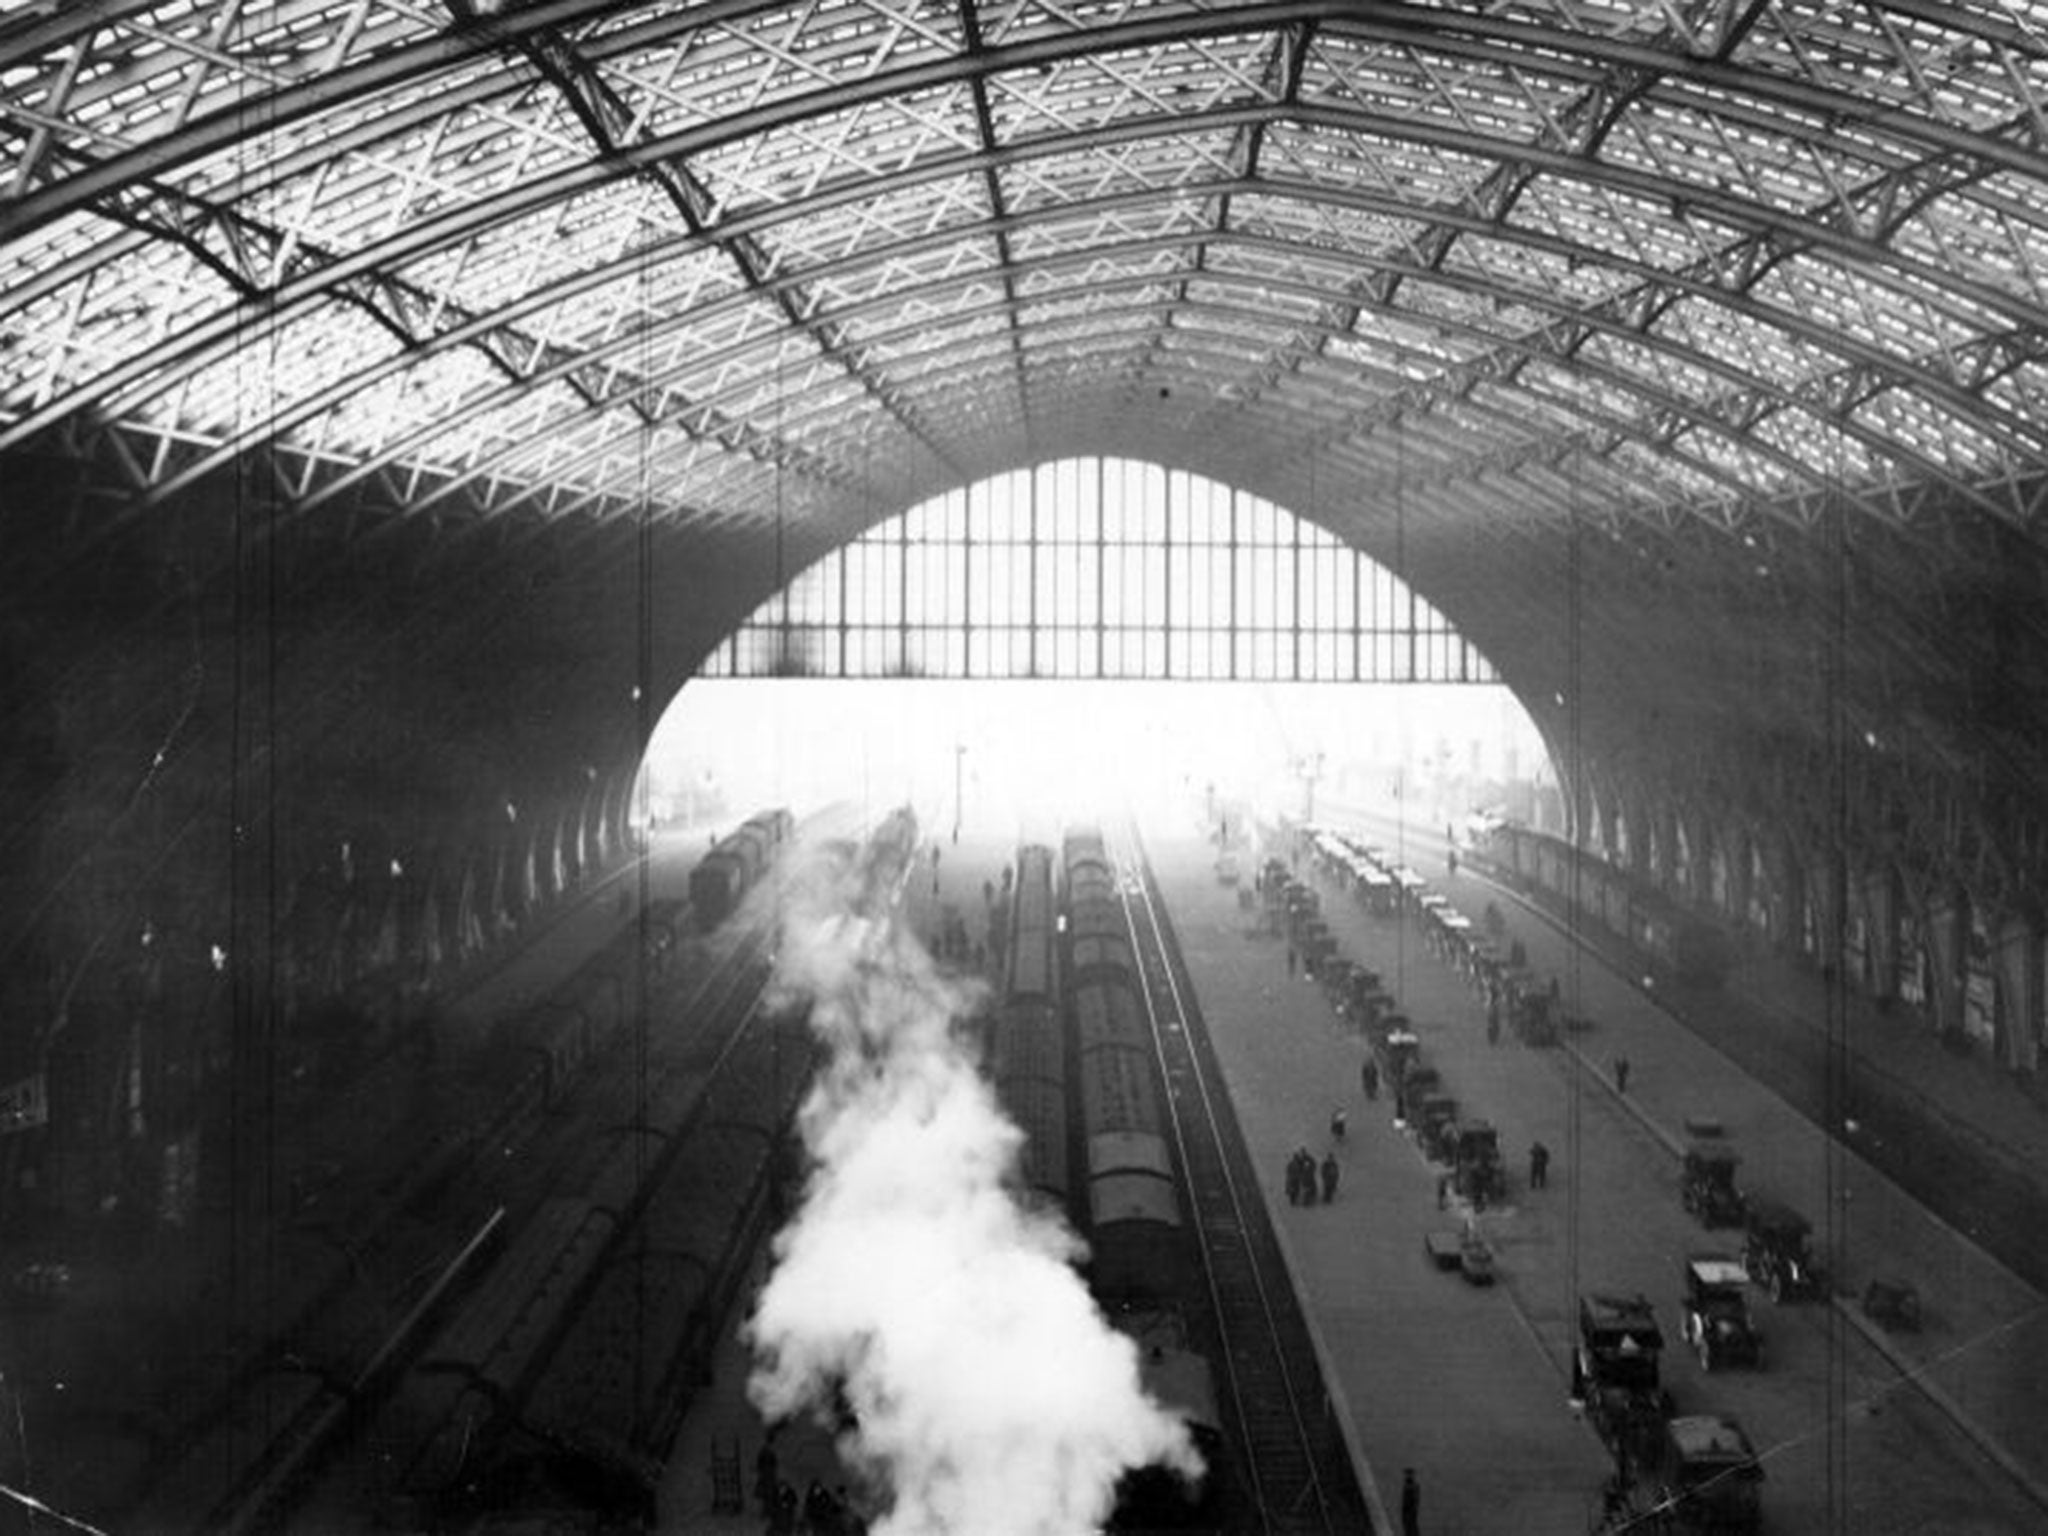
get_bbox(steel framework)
[4,0,2045,546]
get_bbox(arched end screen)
[702,460,1495,683]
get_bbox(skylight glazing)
[1,0,2043,537]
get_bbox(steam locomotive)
[983,827,1225,1531]
[688,807,797,931]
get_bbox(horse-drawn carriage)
[1680,1134,1746,1228]
[1574,1293,1672,1475]
[1452,1120,1506,1205]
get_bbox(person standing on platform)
[754,1436,780,1519]
[1320,1151,1339,1204]
[1283,1151,1300,1206]
[1529,1140,1550,1190]
[1613,1054,1631,1095]
[1360,1056,1379,1100]
[1401,1467,1421,1536]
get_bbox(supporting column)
[1920,888,1968,1041]
[1651,799,1681,894]
[1726,823,1754,936]
[1759,829,1803,952]
[1680,806,1713,909]
[1861,866,1899,1005]
[1807,833,1844,975]
[1991,913,2042,1075]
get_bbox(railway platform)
[1287,804,2048,1535]
[1137,827,1613,1536]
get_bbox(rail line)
[1107,822,1365,1536]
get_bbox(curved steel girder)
[352,204,1979,534]
[394,295,1680,528]
[66,145,2023,539]
[25,75,2038,438]
[9,8,2043,407]
[465,0,970,486]
[8,0,2044,249]
[461,288,1779,541]
[289,219,1464,515]
[19,1,2031,385]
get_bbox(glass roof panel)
[173,305,403,438]
[757,175,993,270]
[1751,406,1876,483]
[1226,186,1419,263]
[1654,296,1834,394]
[1020,281,1181,326]
[520,247,746,356]
[1854,388,2005,477]
[1732,0,2048,135]
[1255,120,1501,212]
[985,28,1280,141]
[693,82,983,217]
[605,0,965,133]
[1002,128,1244,213]
[857,312,1014,372]
[1180,273,1324,327]
[1304,29,1582,147]
[1505,179,1706,275]
[1887,191,2048,312]
[317,347,510,462]
[1202,237,1377,296]
[814,239,998,309]
[1000,195,1213,262]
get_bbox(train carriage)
[1078,1038,1167,1140]
[687,806,795,931]
[1073,975,1154,1054]
[1485,823,1730,989]
[1069,931,1137,984]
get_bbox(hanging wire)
[1564,436,1584,1366]
[225,0,288,1331]
[1822,404,1852,1536]
[1392,412,1408,1010]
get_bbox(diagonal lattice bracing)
[3,0,2047,548]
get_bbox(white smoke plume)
[745,823,1202,1536]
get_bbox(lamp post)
[953,742,966,843]
[1300,750,1324,824]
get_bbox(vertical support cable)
[227,11,284,1351]
[1822,413,1852,1536]
[1392,417,1408,1005]
[629,208,658,1433]
[1563,438,1584,1369]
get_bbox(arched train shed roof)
[5,0,2048,903]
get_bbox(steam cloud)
[744,831,1201,1536]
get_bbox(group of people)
[756,1440,867,1536]
[1284,1144,1340,1205]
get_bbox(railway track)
[1106,823,1368,1536]
[138,902,791,1535]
